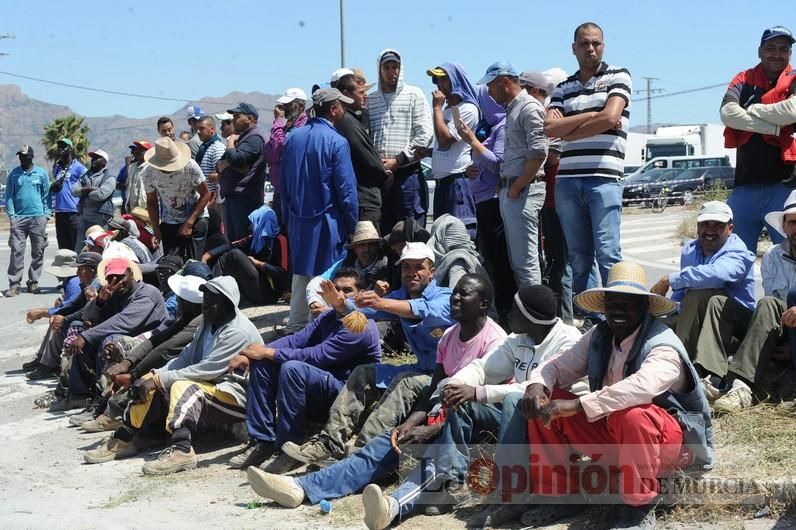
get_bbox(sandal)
[520,502,586,527]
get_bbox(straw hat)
[97,257,143,286]
[764,190,796,237]
[130,207,151,225]
[348,221,381,247]
[574,262,677,317]
[144,137,191,172]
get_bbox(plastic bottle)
[319,499,332,514]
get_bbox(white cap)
[167,275,207,304]
[330,68,354,83]
[276,88,308,104]
[396,242,436,264]
[214,112,233,121]
[697,201,733,223]
[88,149,109,163]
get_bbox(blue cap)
[185,105,206,120]
[477,61,519,85]
[227,102,259,120]
[761,26,795,46]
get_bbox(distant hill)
[0,84,279,179]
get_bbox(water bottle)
[319,499,332,514]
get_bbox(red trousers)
[528,389,684,506]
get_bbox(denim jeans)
[499,181,546,288]
[727,183,791,252]
[555,177,622,293]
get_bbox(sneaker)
[700,376,723,403]
[26,365,58,381]
[45,394,88,412]
[712,380,753,413]
[84,438,138,464]
[246,466,306,508]
[362,484,396,530]
[5,287,20,297]
[228,441,275,469]
[142,447,197,475]
[281,437,333,465]
[261,451,301,474]
[69,409,97,427]
[80,414,122,433]
[612,503,656,529]
[22,358,41,372]
[27,281,41,295]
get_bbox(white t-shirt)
[431,101,479,179]
[142,159,207,225]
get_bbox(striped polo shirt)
[549,62,632,179]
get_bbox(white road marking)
[624,243,682,255]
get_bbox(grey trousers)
[7,216,48,289]
[285,274,311,333]
[320,364,431,457]
[675,288,725,358]
[695,295,780,386]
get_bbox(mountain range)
[0,84,279,178]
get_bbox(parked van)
[627,155,731,180]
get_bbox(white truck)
[643,123,736,166]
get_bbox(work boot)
[261,451,301,474]
[712,380,753,413]
[5,286,20,297]
[26,365,58,380]
[281,436,334,464]
[142,446,197,475]
[27,281,41,294]
[612,503,656,529]
[247,467,306,508]
[46,394,89,412]
[84,438,138,464]
[22,358,41,372]
[80,414,122,433]
[68,397,106,426]
[228,440,275,469]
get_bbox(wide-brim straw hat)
[97,257,143,286]
[348,220,381,247]
[574,262,677,317]
[144,137,190,172]
[764,189,796,237]
[130,207,151,225]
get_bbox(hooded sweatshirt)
[368,48,433,166]
[156,275,264,406]
[469,85,506,204]
[427,214,487,288]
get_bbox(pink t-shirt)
[436,317,507,376]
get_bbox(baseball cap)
[16,145,34,157]
[186,105,206,120]
[330,68,354,83]
[519,71,550,92]
[697,201,733,223]
[77,251,103,268]
[380,51,401,65]
[128,140,152,150]
[426,66,448,78]
[312,87,354,106]
[227,102,259,119]
[276,88,308,105]
[478,61,519,85]
[57,138,74,148]
[761,26,795,45]
[396,242,436,264]
[104,257,133,277]
[215,112,233,121]
[88,149,109,163]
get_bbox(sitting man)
[84,276,263,475]
[305,220,389,317]
[651,201,755,355]
[244,274,504,516]
[228,267,382,473]
[694,191,796,412]
[522,262,713,529]
[281,242,454,465]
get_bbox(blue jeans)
[555,177,622,293]
[727,183,791,252]
[499,181,546,287]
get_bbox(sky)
[0,0,781,129]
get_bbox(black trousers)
[55,212,80,250]
[160,218,209,261]
[212,248,278,307]
[475,198,516,320]
[540,205,573,323]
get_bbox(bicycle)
[651,186,670,213]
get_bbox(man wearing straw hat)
[692,190,796,412]
[142,137,211,260]
[521,261,713,530]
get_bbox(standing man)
[5,145,50,297]
[479,64,549,287]
[51,138,86,251]
[369,49,433,234]
[157,117,175,140]
[215,112,235,140]
[71,149,116,250]
[143,137,211,260]
[194,116,226,199]
[124,140,152,213]
[721,26,796,252]
[265,88,309,224]
[336,73,391,225]
[185,105,206,158]
[544,22,632,297]
[217,102,268,241]
[280,88,359,334]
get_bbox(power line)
[631,83,726,103]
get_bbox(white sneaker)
[701,376,722,402]
[712,380,753,413]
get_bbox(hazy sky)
[0,0,784,128]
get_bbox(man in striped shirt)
[195,116,226,198]
[544,22,632,310]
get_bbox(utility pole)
[636,77,663,134]
[339,0,345,68]
[0,34,13,180]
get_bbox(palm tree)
[42,115,90,164]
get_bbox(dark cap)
[380,51,401,65]
[227,102,259,119]
[312,87,354,106]
[182,260,212,280]
[16,145,34,157]
[515,285,558,325]
[77,251,103,268]
[761,26,795,45]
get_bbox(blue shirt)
[670,233,756,310]
[52,159,86,213]
[48,276,82,316]
[360,280,454,387]
[6,165,51,218]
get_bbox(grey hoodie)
[155,275,263,405]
